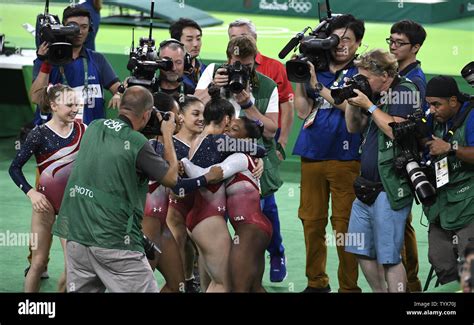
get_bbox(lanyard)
[59,57,89,104]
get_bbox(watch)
[448,143,457,156]
[368,104,378,114]
[313,82,323,94]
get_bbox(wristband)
[40,62,52,74]
[368,104,378,114]
[240,100,254,110]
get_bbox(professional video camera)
[217,61,250,94]
[389,109,436,206]
[279,0,340,83]
[331,74,372,105]
[126,0,172,91]
[36,0,79,65]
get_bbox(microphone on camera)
[278,27,309,59]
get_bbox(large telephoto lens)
[406,161,436,206]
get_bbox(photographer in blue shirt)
[292,14,365,293]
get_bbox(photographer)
[388,19,428,293]
[53,86,179,292]
[423,76,474,285]
[292,14,365,293]
[195,35,282,204]
[169,18,206,92]
[157,39,194,100]
[344,49,419,292]
[30,5,122,125]
[227,18,295,282]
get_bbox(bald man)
[53,86,179,292]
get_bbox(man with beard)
[157,39,195,102]
[30,5,122,125]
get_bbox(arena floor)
[0,1,471,293]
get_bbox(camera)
[126,0,173,92]
[127,35,173,91]
[331,74,373,105]
[461,61,474,87]
[36,0,79,65]
[389,110,436,206]
[218,61,250,94]
[279,0,340,82]
[141,106,171,136]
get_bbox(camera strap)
[441,102,473,142]
[59,57,89,105]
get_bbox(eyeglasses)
[386,38,411,48]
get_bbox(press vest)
[53,118,149,252]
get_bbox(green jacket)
[53,118,149,253]
[423,106,474,230]
[376,78,418,210]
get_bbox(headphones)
[158,38,193,73]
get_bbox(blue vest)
[293,66,361,161]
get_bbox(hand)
[160,111,176,137]
[108,93,121,109]
[37,42,49,60]
[426,135,451,156]
[233,85,251,106]
[205,166,224,184]
[252,158,264,179]
[347,89,373,110]
[27,189,53,214]
[213,68,229,88]
[307,61,318,89]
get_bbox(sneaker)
[24,266,49,280]
[270,254,287,282]
[185,278,201,293]
[302,285,331,293]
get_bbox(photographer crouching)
[423,76,474,285]
[344,49,421,292]
[53,85,179,292]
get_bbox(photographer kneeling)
[53,85,179,292]
[424,76,474,285]
[344,49,420,292]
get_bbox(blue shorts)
[345,192,411,264]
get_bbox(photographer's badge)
[435,157,449,188]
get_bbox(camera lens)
[406,161,436,206]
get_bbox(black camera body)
[389,110,436,206]
[127,36,173,91]
[331,73,373,105]
[286,31,339,83]
[37,12,79,65]
[141,106,171,137]
[279,0,340,83]
[218,61,250,94]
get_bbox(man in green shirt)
[53,86,179,292]
[423,76,474,284]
